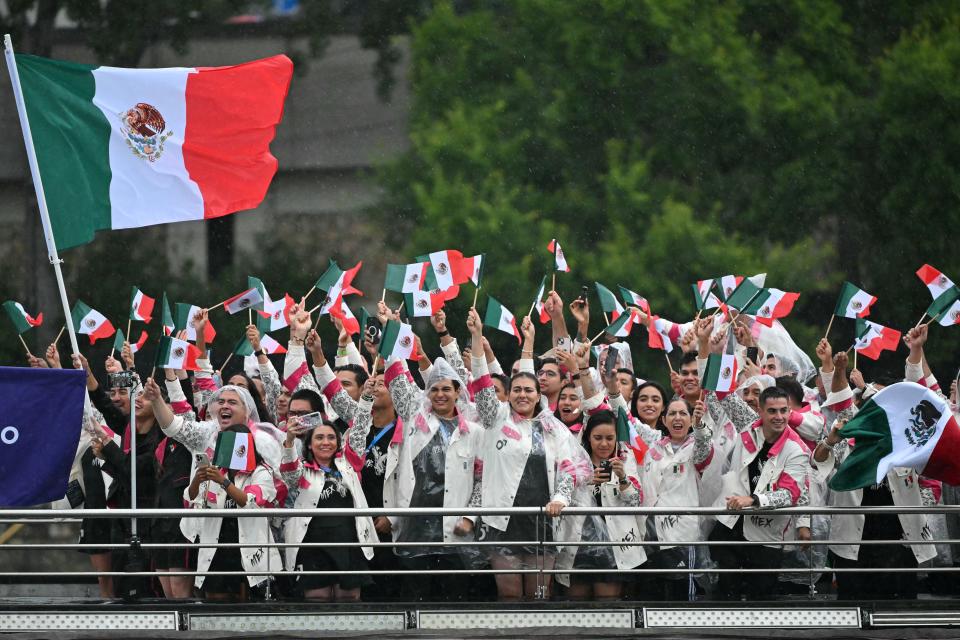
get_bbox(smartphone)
[578,285,589,302]
[299,411,323,429]
[603,347,619,377]
[599,459,613,475]
[746,346,759,365]
[195,452,211,468]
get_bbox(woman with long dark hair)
[281,419,375,601]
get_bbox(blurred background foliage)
[1,0,958,386]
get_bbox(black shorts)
[151,517,196,570]
[77,517,114,555]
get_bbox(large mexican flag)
[829,382,960,491]
[13,52,293,250]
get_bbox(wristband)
[337,347,348,356]
[221,478,232,490]
[254,349,265,357]
[437,329,449,337]
[750,494,760,507]
[572,373,581,381]
[290,336,305,345]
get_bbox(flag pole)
[664,353,674,374]
[551,273,556,292]
[4,34,80,356]
[381,289,386,302]
[823,314,835,340]
[923,310,944,327]
[588,329,606,345]
[472,286,480,309]
[219,352,234,375]
[853,349,857,370]
[53,325,65,344]
[17,334,31,356]
[914,312,927,329]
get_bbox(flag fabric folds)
[595,282,625,320]
[384,262,427,293]
[213,430,257,472]
[484,296,522,342]
[0,366,86,506]
[2,301,42,334]
[223,287,263,315]
[547,239,570,272]
[129,286,155,322]
[173,303,216,343]
[156,335,202,370]
[70,300,115,344]
[833,282,877,318]
[830,382,960,490]
[702,353,739,392]
[13,53,293,251]
[853,319,901,360]
[378,320,417,360]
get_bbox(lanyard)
[366,422,395,455]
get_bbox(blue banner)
[0,366,86,506]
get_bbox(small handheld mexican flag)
[617,407,648,464]
[314,260,363,315]
[331,300,360,335]
[604,308,638,337]
[160,292,175,336]
[70,300,115,344]
[547,239,570,272]
[247,276,270,310]
[692,279,721,310]
[427,249,462,291]
[595,282,624,320]
[833,282,876,318]
[113,328,148,354]
[701,352,739,393]
[156,335,202,371]
[404,290,444,318]
[715,275,744,302]
[752,288,801,326]
[853,319,900,360]
[2,301,43,334]
[256,294,294,332]
[829,382,960,491]
[647,316,678,353]
[531,276,550,324]
[618,285,650,313]
[129,286,155,323]
[384,262,428,293]
[378,320,417,360]
[458,254,485,287]
[173,303,216,343]
[213,430,257,472]
[916,264,960,326]
[484,296,521,342]
[222,287,264,315]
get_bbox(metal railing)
[1,505,958,597]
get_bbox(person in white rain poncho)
[143,379,284,598]
[466,308,594,601]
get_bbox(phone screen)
[603,347,619,377]
[746,346,759,364]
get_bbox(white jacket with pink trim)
[180,464,281,588]
[713,422,809,546]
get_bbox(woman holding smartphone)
[555,410,646,600]
[280,415,375,601]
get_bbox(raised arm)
[468,307,508,429]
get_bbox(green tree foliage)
[379,0,960,377]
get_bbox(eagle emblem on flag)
[235,444,246,457]
[399,336,412,348]
[120,102,172,163]
[852,300,863,310]
[84,318,96,328]
[173,347,185,359]
[905,400,940,447]
[407,273,419,283]
[721,366,732,379]
[436,262,448,275]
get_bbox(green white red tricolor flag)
[604,308,639,337]
[234,330,285,356]
[378,320,417,360]
[2,300,42,334]
[245,276,269,312]
[702,353,738,392]
[916,264,960,326]
[715,275,744,301]
[484,296,521,342]
[70,300,115,344]
[173,303,216,343]
[648,316,679,353]
[156,335,202,371]
[12,52,293,251]
[458,254,485,287]
[853,319,901,360]
[833,281,876,318]
[829,382,960,490]
[256,294,293,332]
[384,262,427,293]
[314,260,363,315]
[616,407,648,464]
[595,282,625,320]
[404,290,444,318]
[547,239,570,272]
[427,249,460,291]
[752,288,800,326]
[160,292,175,336]
[531,276,550,324]
[112,328,149,354]
[129,286,155,322]
[213,430,257,472]
[222,287,263,315]
[618,285,650,313]
[332,301,360,335]
[692,279,721,310]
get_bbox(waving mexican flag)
[830,382,960,491]
[11,52,292,250]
